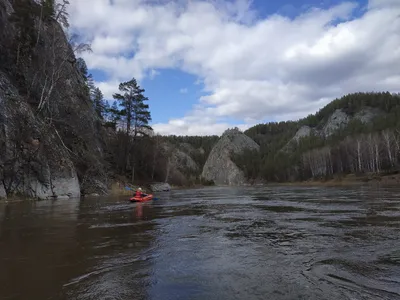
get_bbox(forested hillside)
[234,92,400,183]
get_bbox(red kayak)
[129,194,153,202]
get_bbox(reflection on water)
[1,186,400,299]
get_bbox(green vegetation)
[235,92,400,182]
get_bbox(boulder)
[149,182,171,192]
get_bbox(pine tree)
[112,78,152,137]
[91,87,105,119]
[41,0,55,19]
[76,57,89,79]
[103,101,121,129]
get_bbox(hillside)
[235,92,400,183]
[1,0,399,198]
[201,128,260,185]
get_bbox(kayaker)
[135,187,147,198]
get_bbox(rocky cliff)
[162,142,200,185]
[201,128,259,185]
[286,107,384,147]
[0,0,107,199]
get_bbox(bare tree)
[355,136,363,172]
[382,129,394,167]
[55,0,70,29]
[151,134,162,180]
[36,29,91,115]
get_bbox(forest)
[234,92,400,183]
[2,0,400,195]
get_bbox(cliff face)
[0,0,107,199]
[201,128,259,185]
[285,107,384,148]
[0,73,81,199]
[163,142,199,185]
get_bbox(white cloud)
[95,80,120,100]
[68,0,400,136]
[149,69,160,80]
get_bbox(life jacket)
[135,191,142,197]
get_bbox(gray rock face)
[282,106,384,153]
[0,72,81,199]
[163,143,199,185]
[0,0,107,199]
[322,109,350,137]
[201,128,259,185]
[293,125,313,141]
[29,170,81,199]
[172,148,198,172]
[282,125,315,152]
[0,182,6,199]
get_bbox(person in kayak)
[135,187,148,198]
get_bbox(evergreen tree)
[103,101,121,129]
[91,87,106,119]
[76,57,88,79]
[112,78,152,137]
[41,0,55,19]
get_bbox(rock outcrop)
[0,71,81,199]
[0,0,107,199]
[201,128,259,185]
[292,125,314,142]
[162,142,199,185]
[284,106,383,149]
[322,109,350,137]
[281,125,315,152]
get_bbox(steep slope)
[158,135,219,186]
[162,142,199,185]
[241,92,400,183]
[0,0,107,199]
[201,128,260,185]
[283,106,385,151]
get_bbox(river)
[1,186,400,300]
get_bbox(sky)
[66,0,400,136]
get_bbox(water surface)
[1,186,400,299]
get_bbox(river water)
[1,186,400,300]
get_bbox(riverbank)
[271,173,400,187]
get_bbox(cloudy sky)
[67,0,400,136]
